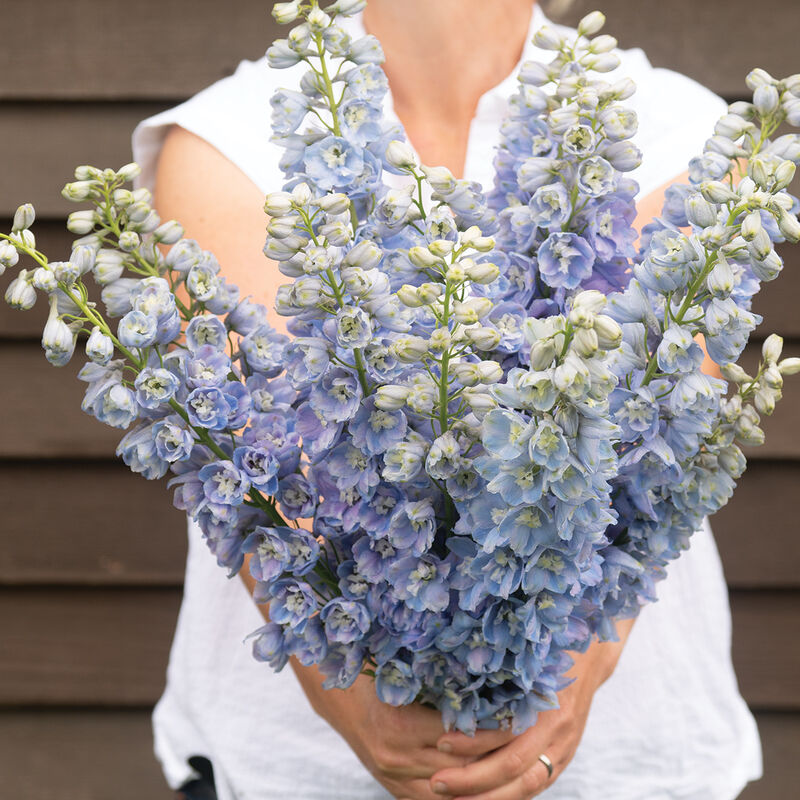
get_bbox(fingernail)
[433,781,448,794]
[437,741,453,753]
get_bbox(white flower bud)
[700,181,738,204]
[51,261,80,285]
[397,285,423,308]
[116,163,141,182]
[428,239,454,258]
[530,338,557,370]
[392,335,429,363]
[307,7,331,32]
[429,328,452,351]
[42,307,75,354]
[460,226,495,252]
[417,283,444,304]
[319,221,352,246]
[74,165,102,181]
[577,10,606,36]
[569,306,595,329]
[445,262,467,283]
[12,204,35,232]
[754,387,777,415]
[344,240,382,269]
[328,0,367,15]
[532,25,565,51]
[291,182,313,207]
[719,445,747,478]
[582,53,621,73]
[763,365,783,390]
[272,0,303,24]
[420,165,456,194]
[0,240,20,269]
[465,326,501,351]
[740,210,763,241]
[264,191,294,217]
[685,193,718,228]
[61,181,97,202]
[775,206,800,242]
[778,357,800,375]
[462,387,497,415]
[465,261,499,284]
[593,314,622,349]
[453,297,492,325]
[588,34,616,54]
[748,227,773,260]
[720,363,751,383]
[31,267,57,293]
[375,384,410,411]
[452,362,480,387]
[753,84,780,116]
[93,250,127,285]
[745,68,775,91]
[66,210,97,235]
[85,326,114,365]
[572,326,599,357]
[316,193,350,215]
[118,231,140,252]
[762,333,783,363]
[706,258,735,297]
[476,360,503,384]
[385,140,418,170]
[153,220,184,244]
[773,160,795,191]
[5,270,37,310]
[408,246,444,270]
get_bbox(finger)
[436,727,516,758]
[385,747,475,780]
[451,756,552,800]
[429,734,556,797]
[394,777,454,800]
[390,703,450,748]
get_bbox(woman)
[133,1,763,797]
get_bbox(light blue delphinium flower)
[537,232,595,290]
[320,598,372,643]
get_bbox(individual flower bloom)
[527,418,570,471]
[186,262,220,303]
[382,435,428,483]
[387,499,436,557]
[335,305,373,349]
[337,560,370,601]
[287,615,329,667]
[101,278,139,317]
[5,272,37,310]
[375,658,422,706]
[537,232,595,290]
[529,182,571,229]
[94,383,138,428]
[577,156,617,197]
[389,554,451,613]
[205,277,240,315]
[221,380,252,429]
[116,422,169,480]
[597,106,638,141]
[352,535,403,582]
[240,324,289,377]
[609,386,659,442]
[482,409,534,460]
[244,415,301,478]
[656,325,705,374]
[246,374,295,416]
[185,314,228,353]
[269,579,318,630]
[282,527,321,576]
[320,598,372,644]
[270,89,310,136]
[309,368,363,422]
[339,98,383,146]
[295,401,342,459]
[131,277,175,320]
[343,64,388,104]
[496,503,557,557]
[226,297,268,335]
[186,386,236,430]
[185,345,232,389]
[349,396,407,456]
[152,416,195,462]
[41,309,76,366]
[0,240,20,269]
[199,459,251,506]
[598,141,642,172]
[250,622,290,671]
[704,297,760,364]
[319,642,365,690]
[278,473,317,520]
[243,527,292,583]
[562,124,597,156]
[300,245,337,275]
[134,366,180,409]
[475,452,544,506]
[233,445,280,495]
[426,431,463,480]
[117,309,158,349]
[85,326,114,365]
[357,482,403,536]
[522,549,581,595]
[304,136,365,190]
[585,198,637,261]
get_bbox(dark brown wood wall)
[0,0,798,797]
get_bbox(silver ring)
[537,753,554,778]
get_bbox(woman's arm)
[154,124,513,800]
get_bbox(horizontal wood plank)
[0,103,167,217]
[0,709,173,800]
[0,462,186,586]
[0,586,797,708]
[560,0,800,99]
[1,0,275,100]
[2,0,799,101]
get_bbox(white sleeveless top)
[133,7,762,799]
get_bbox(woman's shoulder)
[132,54,294,195]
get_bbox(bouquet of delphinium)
[2,0,800,734]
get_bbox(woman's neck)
[362,0,535,176]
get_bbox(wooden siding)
[0,0,798,797]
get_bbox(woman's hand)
[291,664,516,800]
[428,617,636,800]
